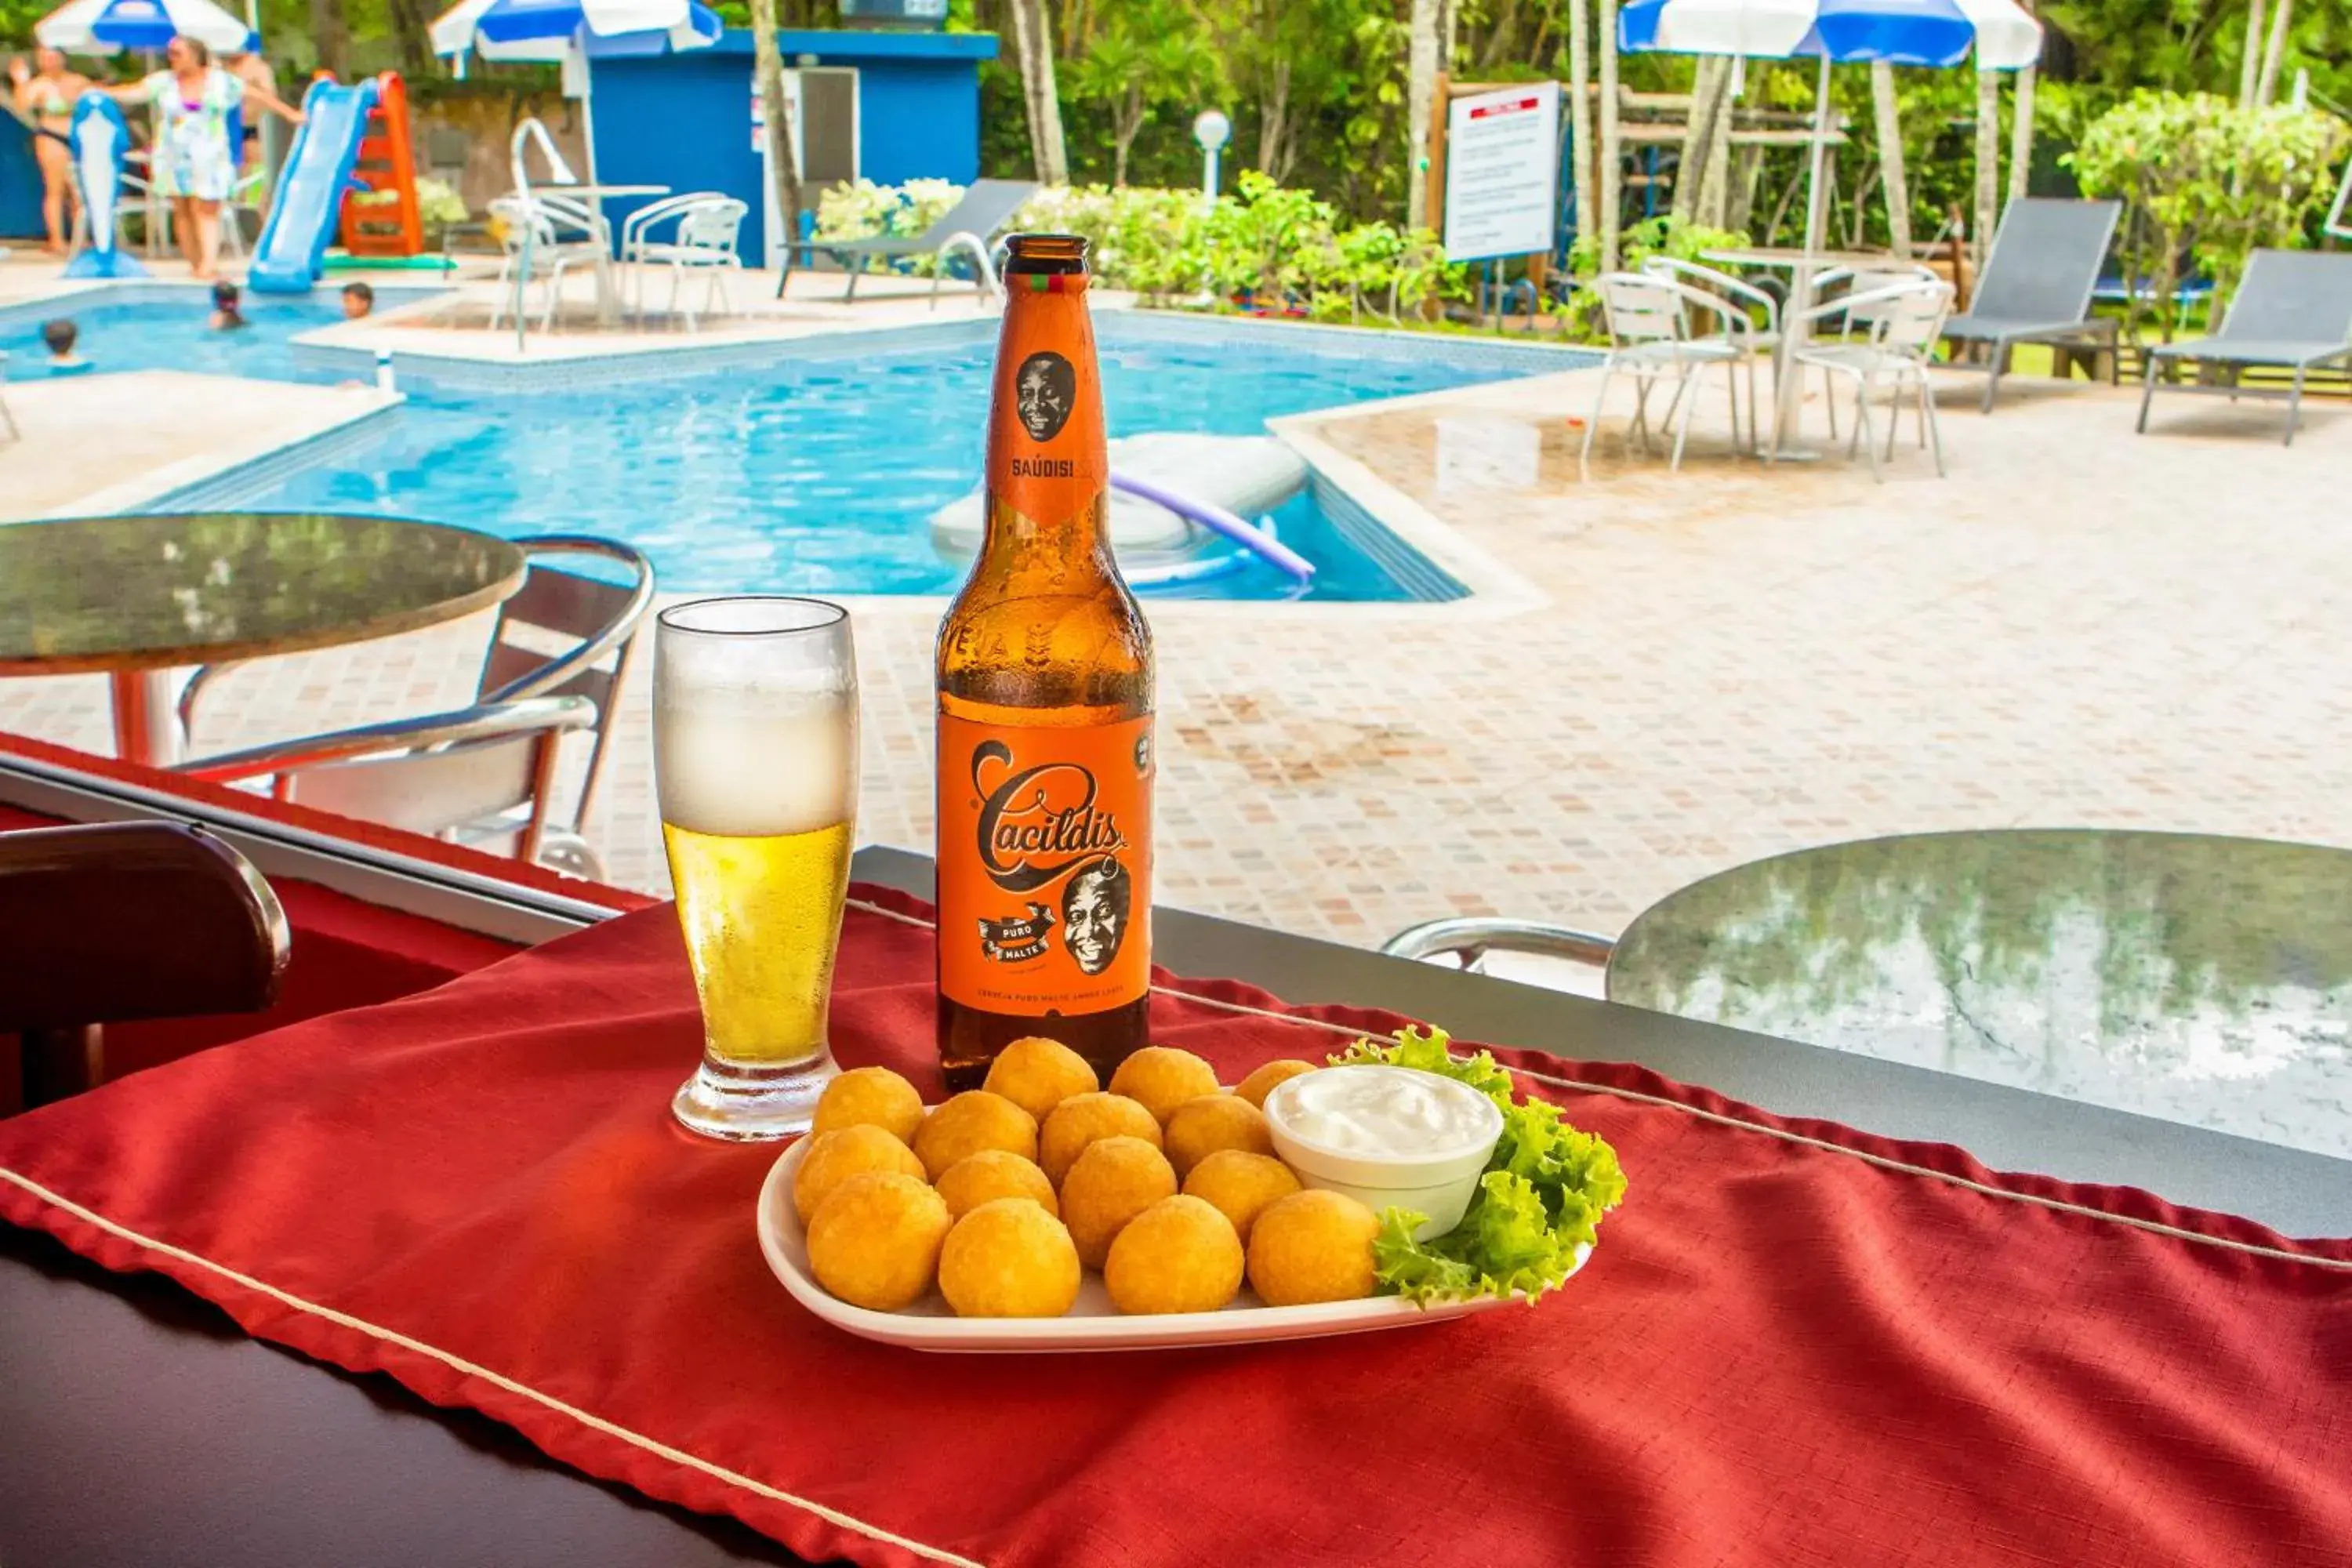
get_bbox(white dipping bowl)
[1261,1065,1504,1241]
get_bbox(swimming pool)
[5,289,1578,601]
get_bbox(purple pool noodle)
[1108,471,1317,582]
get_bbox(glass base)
[672,1051,839,1142]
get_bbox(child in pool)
[341,281,373,320]
[210,281,248,331]
[42,318,90,372]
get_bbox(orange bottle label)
[937,713,1152,1017]
[985,271,1106,535]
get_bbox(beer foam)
[655,685,858,839]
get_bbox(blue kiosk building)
[586,28,1000,267]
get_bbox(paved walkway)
[3,329,2347,959]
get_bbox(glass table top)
[0,513,524,676]
[1608,830,2352,1160]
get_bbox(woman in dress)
[104,36,301,280]
[8,49,93,255]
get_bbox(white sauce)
[1271,1065,1500,1159]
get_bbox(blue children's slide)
[248,76,381,295]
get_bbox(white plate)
[754,1135,1588,1353]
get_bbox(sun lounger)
[789,179,1039,303]
[2136,249,2352,447]
[1938,197,2123,411]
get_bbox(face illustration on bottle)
[1062,856,1131,976]
[1015,352,1076,442]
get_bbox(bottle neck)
[984,277,1109,561]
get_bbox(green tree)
[1069,0,1221,185]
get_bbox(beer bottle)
[936,234,1154,1089]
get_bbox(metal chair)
[2136,249,2352,447]
[216,166,268,267]
[621,193,725,315]
[1,822,289,1110]
[1937,198,2125,410]
[1579,271,1756,477]
[623,195,748,331]
[176,696,597,869]
[176,536,654,877]
[470,535,656,866]
[1642,256,1783,454]
[1776,278,1956,481]
[787,178,1036,304]
[1381,919,1617,994]
[1795,263,1943,444]
[487,194,608,333]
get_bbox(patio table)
[1700,245,1907,274]
[1606,829,2352,1160]
[1700,245,1914,454]
[4,844,2350,1566]
[0,512,525,766]
[536,183,672,325]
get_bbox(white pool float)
[929,432,1308,559]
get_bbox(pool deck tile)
[0,371,398,518]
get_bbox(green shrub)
[2068,93,2349,340]
[809,175,1468,322]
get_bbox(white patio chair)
[1792,264,1942,442]
[1642,256,1782,453]
[216,167,267,267]
[1578,271,1755,477]
[1773,278,1956,481]
[487,194,608,333]
[619,192,719,316]
[627,195,747,331]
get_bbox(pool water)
[5,292,360,380]
[5,292,1531,601]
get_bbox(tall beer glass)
[655,597,857,1140]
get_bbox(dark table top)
[1608,829,2352,1161]
[8,844,2349,1567]
[0,513,525,677]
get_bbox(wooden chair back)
[0,822,288,1110]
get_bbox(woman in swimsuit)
[8,49,93,255]
[103,35,300,281]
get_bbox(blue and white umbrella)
[1621,0,2041,69]
[431,0,717,191]
[430,0,720,65]
[37,0,256,54]
[1620,0,2041,259]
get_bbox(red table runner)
[4,886,2350,1567]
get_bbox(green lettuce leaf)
[1332,1026,1628,1305]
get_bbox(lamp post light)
[1192,109,1231,206]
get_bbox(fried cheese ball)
[1104,1195,1245,1315]
[805,1172,953,1312]
[1163,1094,1276,1179]
[809,1065,927,1145]
[982,1036,1100,1124]
[912,1090,1039,1181]
[1037,1091,1163,1185]
[935,1149,1060,1219]
[1058,1134,1178,1270]
[1236,1059,1318,1110]
[938,1198,1082,1319]
[793,1124,927,1225]
[1181,1149,1302,1245]
[1247,1189,1381,1307]
[1108,1046,1222,1126]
